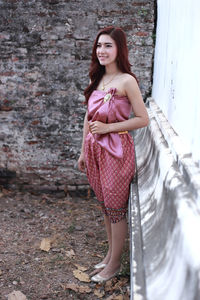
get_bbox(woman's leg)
[97,215,112,265]
[97,217,128,277]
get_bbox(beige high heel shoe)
[94,262,107,269]
[91,268,120,283]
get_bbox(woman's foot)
[94,262,107,269]
[91,263,120,282]
[94,251,111,269]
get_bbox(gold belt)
[118,131,128,134]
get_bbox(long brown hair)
[84,26,138,104]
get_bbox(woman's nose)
[98,46,105,53]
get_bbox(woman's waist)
[85,131,134,158]
[86,131,133,142]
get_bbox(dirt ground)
[0,188,130,300]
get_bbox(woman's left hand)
[89,121,109,135]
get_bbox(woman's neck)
[105,63,119,75]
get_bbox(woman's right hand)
[78,153,86,173]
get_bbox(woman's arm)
[78,111,89,172]
[89,75,149,135]
[80,111,89,154]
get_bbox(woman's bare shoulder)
[120,73,137,86]
[114,73,138,97]
[120,74,138,94]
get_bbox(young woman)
[78,26,149,282]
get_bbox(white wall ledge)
[148,98,200,204]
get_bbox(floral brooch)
[104,93,112,103]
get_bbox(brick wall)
[0,0,155,193]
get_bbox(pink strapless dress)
[84,88,135,223]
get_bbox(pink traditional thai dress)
[84,88,135,223]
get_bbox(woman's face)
[96,34,118,66]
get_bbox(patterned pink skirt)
[84,133,135,223]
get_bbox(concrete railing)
[129,99,200,300]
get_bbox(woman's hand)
[89,121,109,135]
[78,153,86,173]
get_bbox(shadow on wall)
[0,168,16,187]
[129,99,200,300]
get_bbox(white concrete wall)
[152,0,200,165]
[133,101,200,300]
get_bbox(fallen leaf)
[8,290,27,300]
[2,188,11,195]
[94,289,105,298]
[66,249,75,258]
[0,270,2,276]
[105,280,114,292]
[40,238,51,252]
[79,285,92,293]
[106,294,124,300]
[98,240,108,245]
[105,277,128,292]
[73,269,90,282]
[114,295,123,300]
[64,283,91,293]
[122,295,130,300]
[92,253,103,258]
[73,263,88,271]
[62,283,78,291]
[113,278,128,290]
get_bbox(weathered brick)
[0,106,13,111]
[136,31,149,37]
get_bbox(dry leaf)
[8,290,27,300]
[0,269,2,276]
[79,285,92,293]
[66,249,75,258]
[106,294,115,300]
[98,240,108,245]
[105,277,128,293]
[64,283,91,293]
[105,279,114,292]
[122,295,130,300]
[64,283,79,292]
[2,188,11,195]
[94,289,105,298]
[73,269,90,282]
[40,238,51,252]
[111,278,128,291]
[106,294,124,300]
[114,295,123,300]
[92,253,103,258]
[73,263,88,271]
